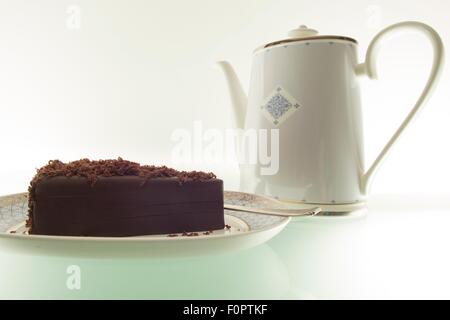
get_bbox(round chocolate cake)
[27,158,224,236]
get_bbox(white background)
[0,0,448,197]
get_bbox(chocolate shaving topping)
[26,157,217,232]
[29,157,215,186]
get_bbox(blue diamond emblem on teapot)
[261,86,301,126]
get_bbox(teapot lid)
[255,25,357,52]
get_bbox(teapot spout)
[216,61,247,129]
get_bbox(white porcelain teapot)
[218,21,444,211]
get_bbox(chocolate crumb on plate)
[167,234,179,237]
[181,232,200,237]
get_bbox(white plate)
[0,191,290,258]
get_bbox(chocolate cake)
[27,158,224,237]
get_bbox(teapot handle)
[355,21,444,194]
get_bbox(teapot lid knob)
[288,25,319,38]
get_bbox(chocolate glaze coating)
[30,176,224,237]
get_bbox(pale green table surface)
[1,194,449,299]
